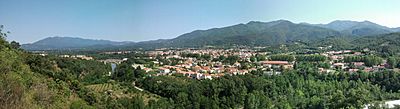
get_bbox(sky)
[0,0,400,44]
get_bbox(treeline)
[344,55,383,67]
[296,55,326,62]
[269,54,294,61]
[387,57,400,69]
[137,69,400,109]
[249,54,267,62]
[269,54,326,62]
[180,53,211,60]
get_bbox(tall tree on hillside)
[10,41,20,49]
[387,57,398,69]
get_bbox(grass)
[85,83,160,104]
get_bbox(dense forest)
[0,26,155,108]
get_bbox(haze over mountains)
[22,20,400,50]
[311,20,398,36]
[21,37,131,50]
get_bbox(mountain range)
[21,20,400,50]
[310,20,398,36]
[21,37,131,50]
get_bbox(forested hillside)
[352,33,400,55]
[311,32,400,55]
[22,37,131,50]
[0,27,159,109]
[140,20,342,48]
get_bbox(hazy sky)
[1,0,399,44]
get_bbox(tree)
[387,57,398,69]
[250,56,257,62]
[10,41,20,49]
[134,66,146,79]
[224,55,240,65]
[364,56,383,67]
[296,55,327,62]
[0,25,9,38]
[244,93,256,109]
[270,54,294,62]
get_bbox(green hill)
[314,20,395,36]
[22,37,131,50]
[0,27,158,108]
[352,32,400,54]
[164,20,341,47]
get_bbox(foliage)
[296,55,327,62]
[344,55,383,67]
[269,54,295,61]
[138,68,400,108]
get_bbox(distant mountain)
[309,36,354,50]
[22,20,400,50]
[311,32,400,54]
[392,27,400,32]
[22,37,131,50]
[134,20,341,48]
[314,20,396,36]
[351,32,400,54]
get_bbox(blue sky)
[0,0,399,44]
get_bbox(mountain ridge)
[22,36,132,50]
[21,20,400,50]
[312,20,398,36]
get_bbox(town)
[47,47,393,81]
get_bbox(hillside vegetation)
[0,26,158,109]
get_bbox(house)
[260,61,291,70]
[330,55,344,61]
[264,71,281,75]
[100,59,124,64]
[364,100,400,109]
[364,67,373,72]
[80,56,93,60]
[352,62,365,67]
[200,66,211,73]
[318,68,336,73]
[192,66,202,72]
[211,73,224,78]
[226,68,239,75]
[60,55,70,58]
[38,53,48,56]
[354,52,362,55]
[108,72,112,76]
[233,62,241,67]
[200,74,212,80]
[260,61,290,65]
[190,73,203,79]
[282,64,294,69]
[348,69,359,73]
[248,68,257,72]
[143,68,152,72]
[333,63,346,69]
[159,68,171,74]
[132,64,145,69]
[152,61,160,65]
[238,70,249,75]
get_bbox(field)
[85,83,160,104]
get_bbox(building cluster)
[142,48,293,80]
[59,55,94,60]
[320,50,388,73]
[54,48,392,80]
